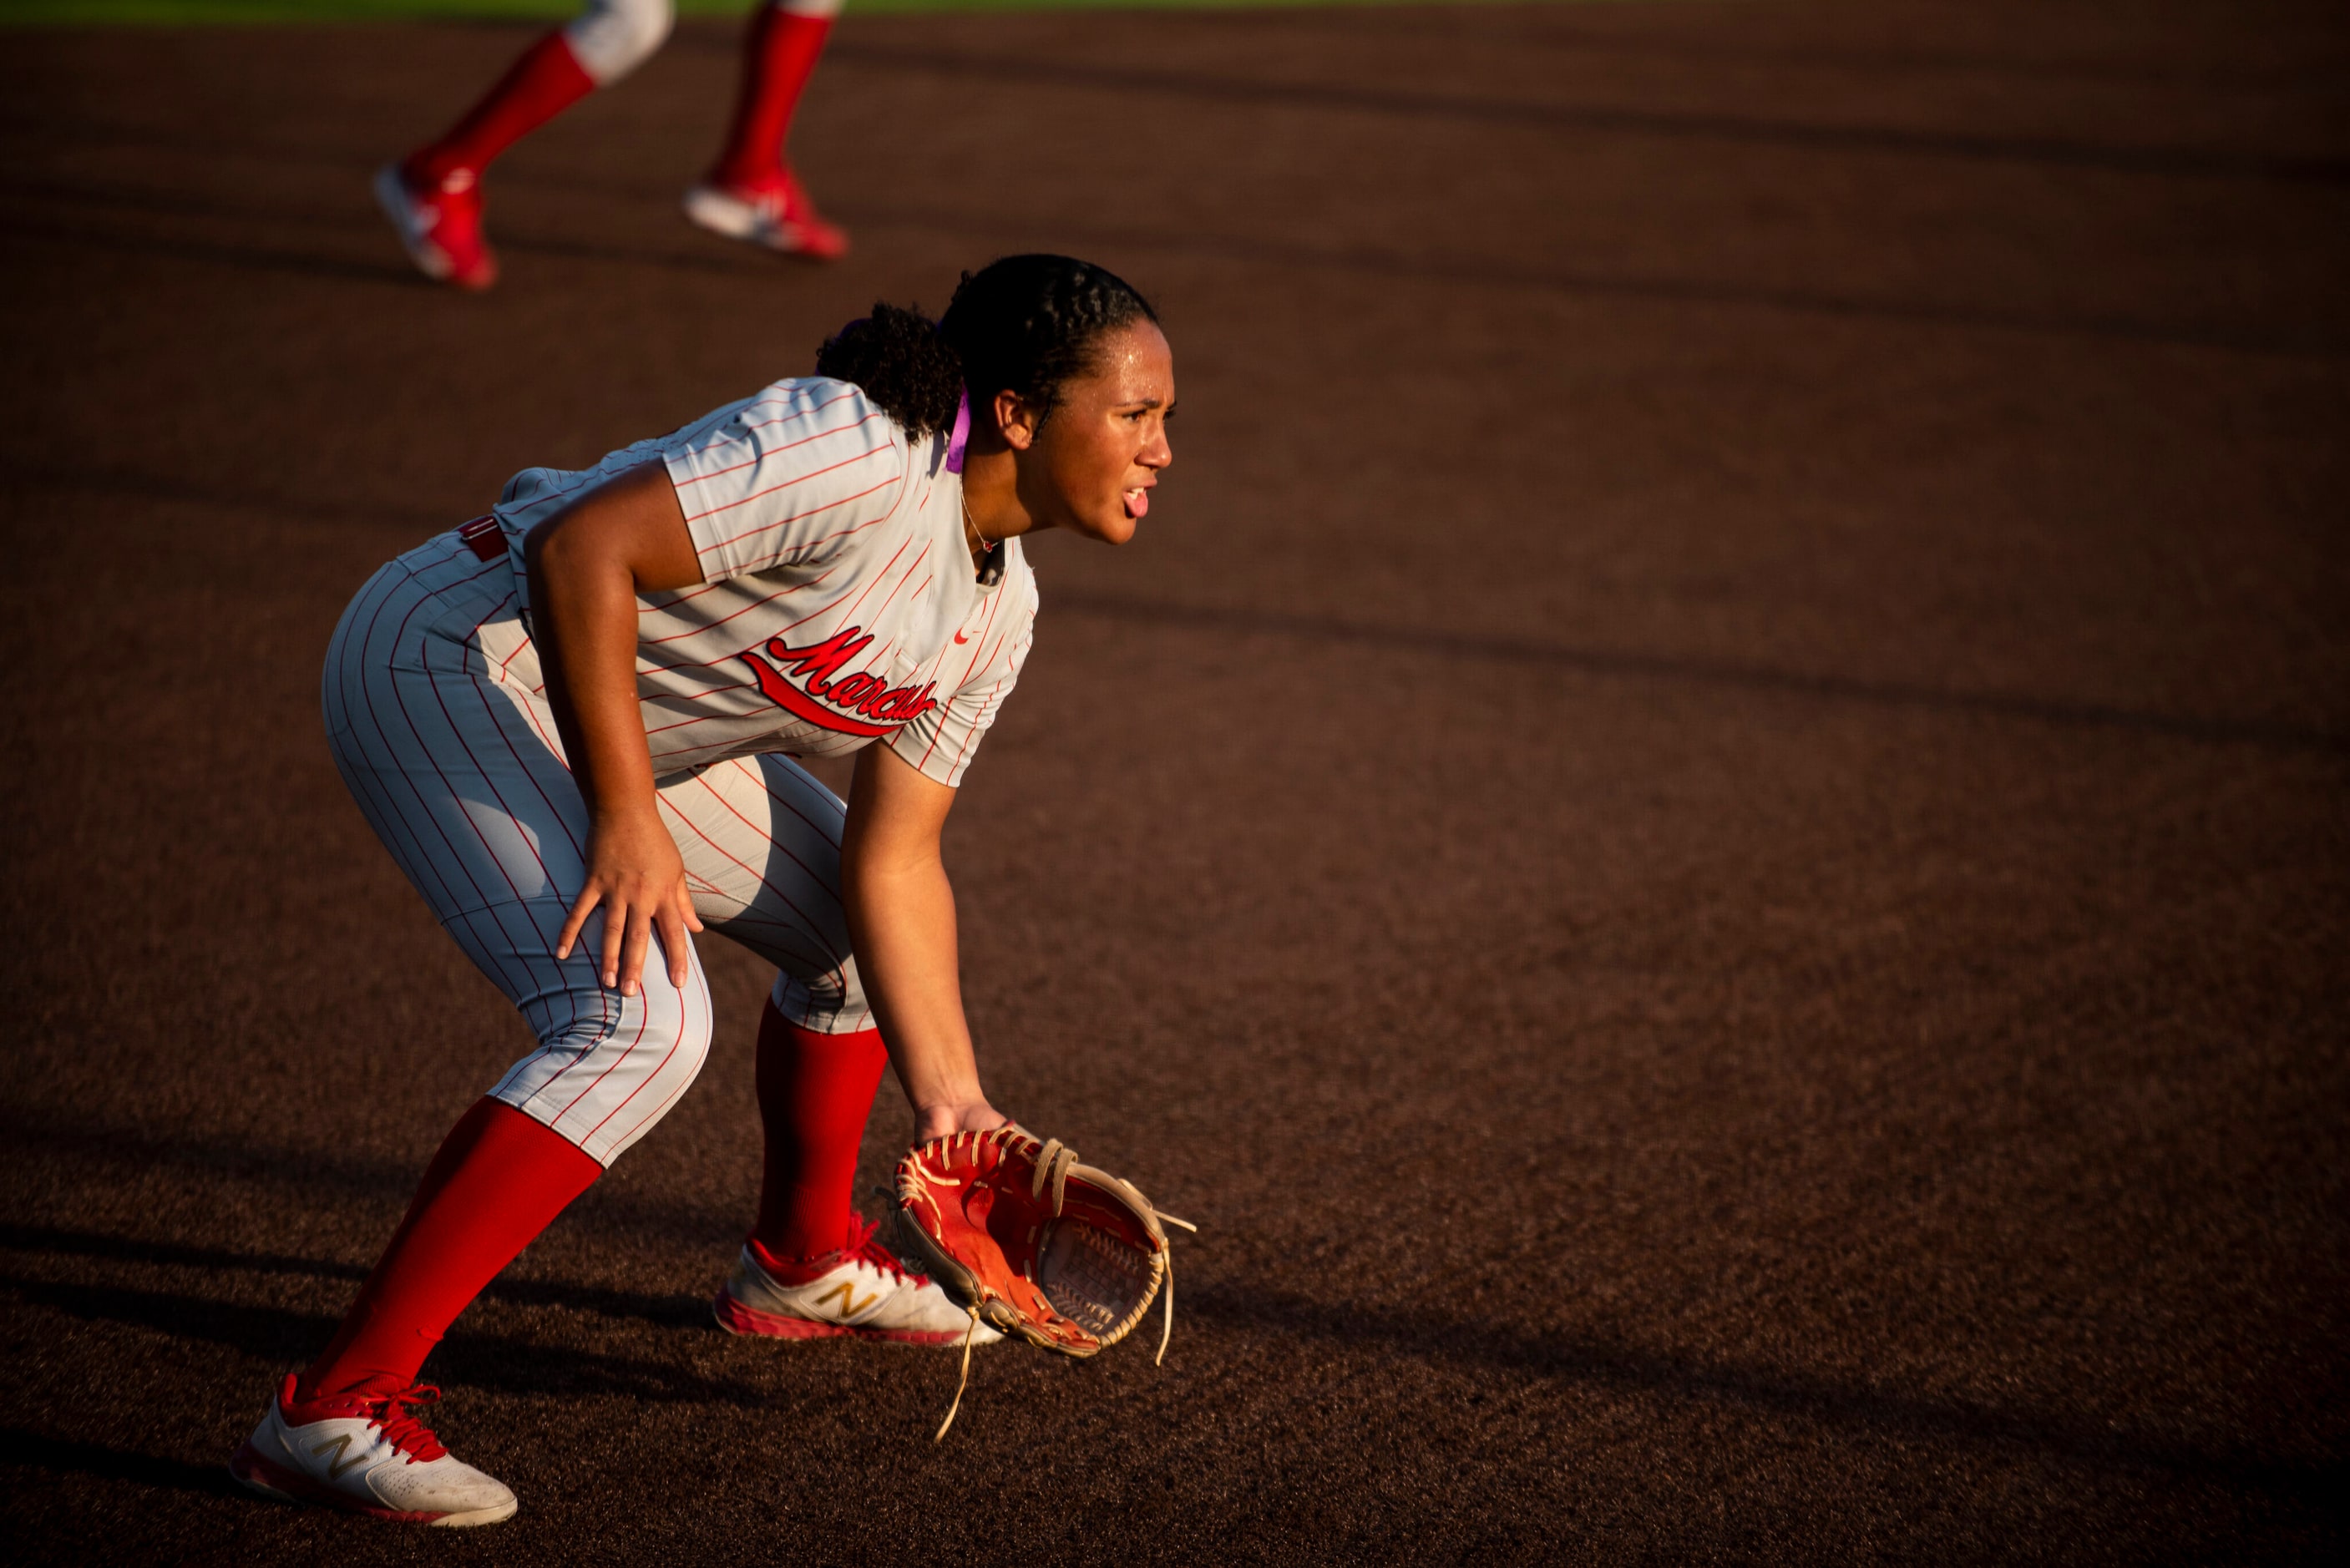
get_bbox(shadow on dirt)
[0,1224,711,1333]
[1183,1286,2346,1502]
[0,1268,780,1413]
[8,1218,2339,1508]
[1050,593,2347,756]
[10,139,2342,364]
[0,1113,743,1249]
[822,40,2350,188]
[0,1429,247,1499]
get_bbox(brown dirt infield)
[3,3,2347,1561]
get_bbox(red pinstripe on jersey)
[318,392,1035,1174]
[671,398,883,490]
[484,376,1036,789]
[685,463,899,549]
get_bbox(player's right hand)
[556,806,704,998]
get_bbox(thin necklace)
[960,490,989,569]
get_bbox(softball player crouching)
[229,254,1173,1524]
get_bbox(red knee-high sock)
[708,3,835,192]
[405,31,597,188]
[751,999,887,1260]
[298,1099,600,1401]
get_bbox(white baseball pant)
[563,0,845,86]
[323,529,877,1167]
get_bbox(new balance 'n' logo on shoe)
[312,1433,367,1480]
[813,1280,877,1319]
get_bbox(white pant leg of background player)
[565,0,673,85]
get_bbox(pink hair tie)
[945,389,970,474]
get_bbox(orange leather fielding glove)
[894,1124,1193,1438]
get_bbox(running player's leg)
[657,752,992,1343]
[683,0,848,260]
[377,0,676,289]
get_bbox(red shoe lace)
[844,1211,924,1287]
[367,1384,449,1464]
[286,1378,449,1462]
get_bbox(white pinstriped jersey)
[480,377,1036,788]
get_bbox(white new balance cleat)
[229,1374,518,1526]
[713,1214,1001,1346]
[681,173,848,261]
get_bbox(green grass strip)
[1,0,1574,23]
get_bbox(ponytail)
[815,255,1157,440]
[813,304,965,438]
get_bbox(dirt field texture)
[4,2,2347,1562]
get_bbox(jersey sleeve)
[886,581,1037,789]
[663,379,910,583]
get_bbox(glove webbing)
[930,1136,1196,1443]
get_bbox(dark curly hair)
[813,255,1158,439]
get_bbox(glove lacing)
[931,1129,1197,1442]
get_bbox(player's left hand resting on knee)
[525,463,710,998]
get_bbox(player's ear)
[993,388,1042,452]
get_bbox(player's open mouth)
[1122,487,1150,519]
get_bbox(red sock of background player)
[403,30,597,190]
[296,1099,600,1402]
[749,999,887,1263]
[707,1,836,194]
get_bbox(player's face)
[1019,321,1175,546]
